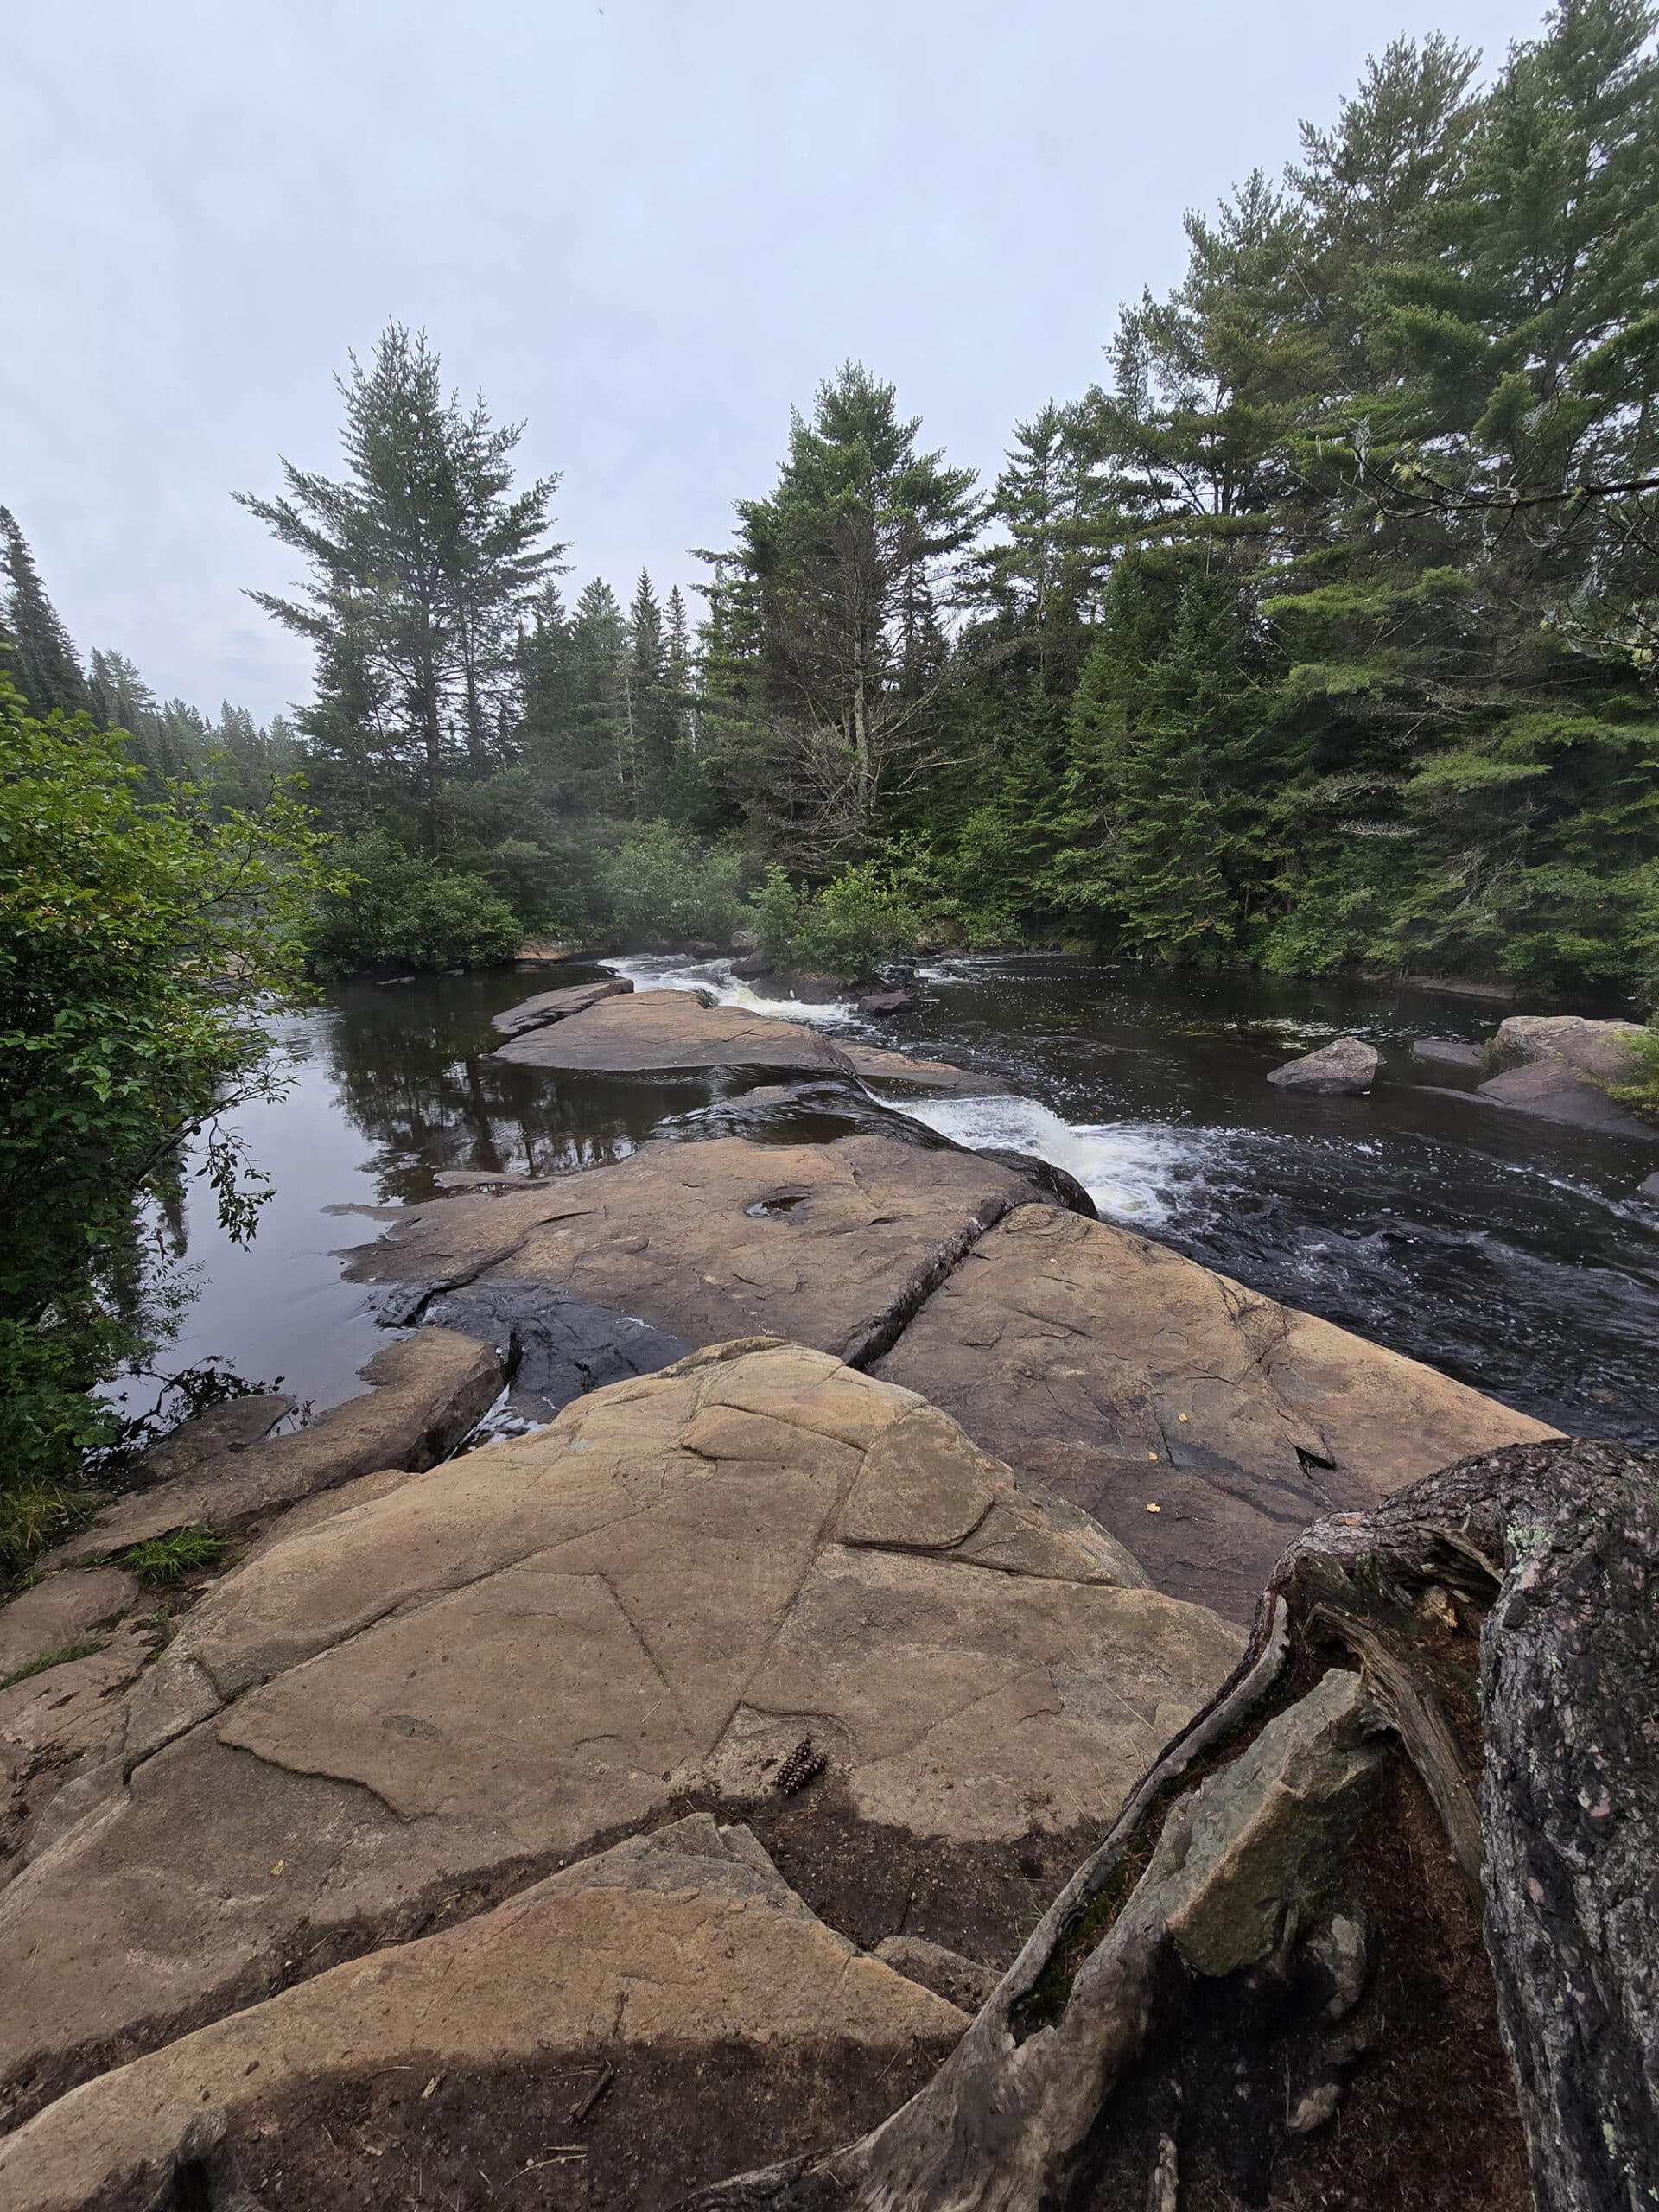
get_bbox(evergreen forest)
[6,0,1659,1007]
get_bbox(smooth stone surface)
[1266,1036,1380,1096]
[0,1815,965,2212]
[1411,1036,1485,1070]
[492,985,1001,1093]
[348,1132,1045,1369]
[489,976,632,1037]
[1639,1172,1659,1202]
[0,1344,1239,2108]
[857,989,918,1017]
[496,988,851,1076]
[130,1393,294,1483]
[0,1570,139,1679]
[1491,1013,1643,1083]
[874,1204,1557,1622]
[1475,1056,1657,1139]
[48,1331,502,1567]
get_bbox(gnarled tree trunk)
[680,1439,1658,2212]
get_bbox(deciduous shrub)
[600,823,746,948]
[305,834,521,977]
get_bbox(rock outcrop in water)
[0,977,1637,2211]
[1472,1013,1657,1138]
[494,982,1003,1092]
[1266,1034,1380,1095]
[348,1132,1555,1620]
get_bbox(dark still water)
[117,954,1659,1446]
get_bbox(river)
[112,955,1659,1446]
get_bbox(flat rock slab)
[1491,1013,1644,1083]
[874,1205,1557,1622]
[349,1132,1046,1368]
[0,1344,1238,2113]
[1475,1056,1657,1139]
[0,1813,966,2212]
[1267,1035,1379,1096]
[0,1569,139,1680]
[492,985,1001,1093]
[489,976,632,1037]
[1411,1036,1484,1070]
[48,1331,502,1567]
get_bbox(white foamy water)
[602,956,863,1026]
[902,1093,1198,1226]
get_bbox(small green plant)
[120,1523,228,1586]
[1613,1020,1659,1128]
[0,1638,104,1694]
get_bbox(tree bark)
[677,1438,1659,2212]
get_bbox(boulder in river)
[0,1342,1240,2129]
[1266,1034,1380,1095]
[856,988,917,1016]
[1639,1170,1659,1201]
[1490,1012,1644,1082]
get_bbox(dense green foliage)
[222,2,1658,1018]
[306,833,521,977]
[0,672,332,1566]
[749,862,921,979]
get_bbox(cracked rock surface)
[873,1204,1556,1619]
[0,1812,968,2212]
[346,1131,1048,1368]
[0,1341,1240,2122]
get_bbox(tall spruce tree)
[0,508,88,716]
[238,324,564,848]
[702,363,980,864]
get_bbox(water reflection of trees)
[319,976,713,1201]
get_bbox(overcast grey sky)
[5,0,1535,724]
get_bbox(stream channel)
[115,954,1659,1447]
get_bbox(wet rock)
[781,969,849,1003]
[874,1205,1555,1620]
[0,1344,1239,2112]
[1266,1035,1379,1096]
[47,1331,502,1568]
[488,976,632,1037]
[421,1278,690,1420]
[1475,1055,1656,1139]
[347,1132,1048,1369]
[496,988,852,1077]
[1412,1035,1484,1069]
[0,1814,968,2212]
[491,985,1001,1094]
[131,1393,294,1483]
[0,1569,139,1681]
[729,951,774,979]
[1491,1013,1643,1082]
[857,989,917,1016]
[837,1043,1002,1095]
[1639,1171,1659,1202]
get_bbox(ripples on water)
[115,950,1659,1446]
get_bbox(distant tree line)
[7,0,1658,999]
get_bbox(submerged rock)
[0,1343,1239,2124]
[1266,1035,1380,1096]
[1412,1034,1484,1069]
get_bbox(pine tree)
[0,508,87,716]
[703,363,981,863]
[238,323,564,847]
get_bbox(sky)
[4,0,1537,725]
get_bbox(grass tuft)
[120,1523,228,1587]
[0,1639,104,1694]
